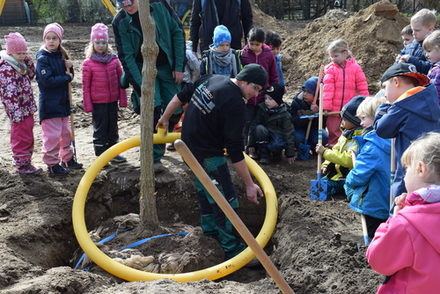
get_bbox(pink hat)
[4,32,27,54]
[43,23,64,41]
[90,23,108,42]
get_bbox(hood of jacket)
[362,129,391,154]
[395,84,440,122]
[400,201,440,255]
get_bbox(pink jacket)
[82,55,127,113]
[366,201,440,294]
[323,58,369,112]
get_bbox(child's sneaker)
[62,158,83,169]
[111,155,127,164]
[48,164,69,175]
[17,164,42,175]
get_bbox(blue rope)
[74,231,188,270]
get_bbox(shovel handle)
[174,140,295,294]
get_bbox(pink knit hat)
[43,23,64,41]
[90,23,108,42]
[4,32,27,54]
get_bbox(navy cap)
[380,62,430,86]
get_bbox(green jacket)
[112,0,185,94]
[249,103,296,158]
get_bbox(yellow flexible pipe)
[72,129,278,281]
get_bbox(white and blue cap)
[116,0,134,9]
[213,25,231,48]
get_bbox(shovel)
[310,66,328,201]
[298,66,324,160]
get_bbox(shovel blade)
[297,143,310,160]
[310,179,327,200]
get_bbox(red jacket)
[240,44,278,105]
[82,55,127,113]
[322,58,369,112]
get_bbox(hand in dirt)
[393,193,407,215]
[399,54,410,63]
[155,117,169,135]
[173,71,184,84]
[315,143,326,155]
[246,183,263,204]
[287,157,295,165]
[311,103,318,113]
[65,60,73,69]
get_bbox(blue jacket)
[396,40,432,74]
[374,84,440,198]
[36,48,73,122]
[344,130,391,220]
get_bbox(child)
[423,29,440,103]
[344,96,390,241]
[290,76,328,152]
[374,62,440,200]
[240,27,278,148]
[401,25,414,47]
[315,95,365,196]
[36,23,83,175]
[247,83,295,165]
[323,39,369,147]
[398,8,436,74]
[265,30,286,89]
[0,33,41,174]
[366,132,440,294]
[82,23,128,163]
[200,25,241,78]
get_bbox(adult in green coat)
[112,0,186,171]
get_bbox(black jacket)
[190,0,253,52]
[177,74,246,163]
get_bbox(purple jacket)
[240,44,278,105]
[428,62,440,104]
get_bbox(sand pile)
[282,0,409,93]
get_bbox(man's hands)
[399,54,410,63]
[155,116,169,135]
[246,183,263,204]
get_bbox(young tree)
[138,0,160,230]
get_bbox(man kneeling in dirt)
[156,64,265,259]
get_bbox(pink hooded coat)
[322,58,369,112]
[82,55,127,113]
[366,202,440,294]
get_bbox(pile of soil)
[282,0,409,95]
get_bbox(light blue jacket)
[344,130,391,220]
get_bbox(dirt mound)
[252,3,286,35]
[283,0,409,94]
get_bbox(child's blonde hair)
[411,8,437,28]
[84,41,113,59]
[356,96,387,119]
[326,39,352,57]
[401,132,440,183]
[423,30,440,51]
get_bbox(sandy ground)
[0,5,395,292]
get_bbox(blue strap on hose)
[74,231,188,270]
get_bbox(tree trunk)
[138,0,160,230]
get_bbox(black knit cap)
[341,95,366,127]
[236,64,267,88]
[265,83,285,105]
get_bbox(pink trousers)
[10,115,35,168]
[41,117,73,166]
[326,114,342,147]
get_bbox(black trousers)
[365,214,387,239]
[92,102,119,156]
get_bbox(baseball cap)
[380,62,430,86]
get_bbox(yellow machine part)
[0,0,5,15]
